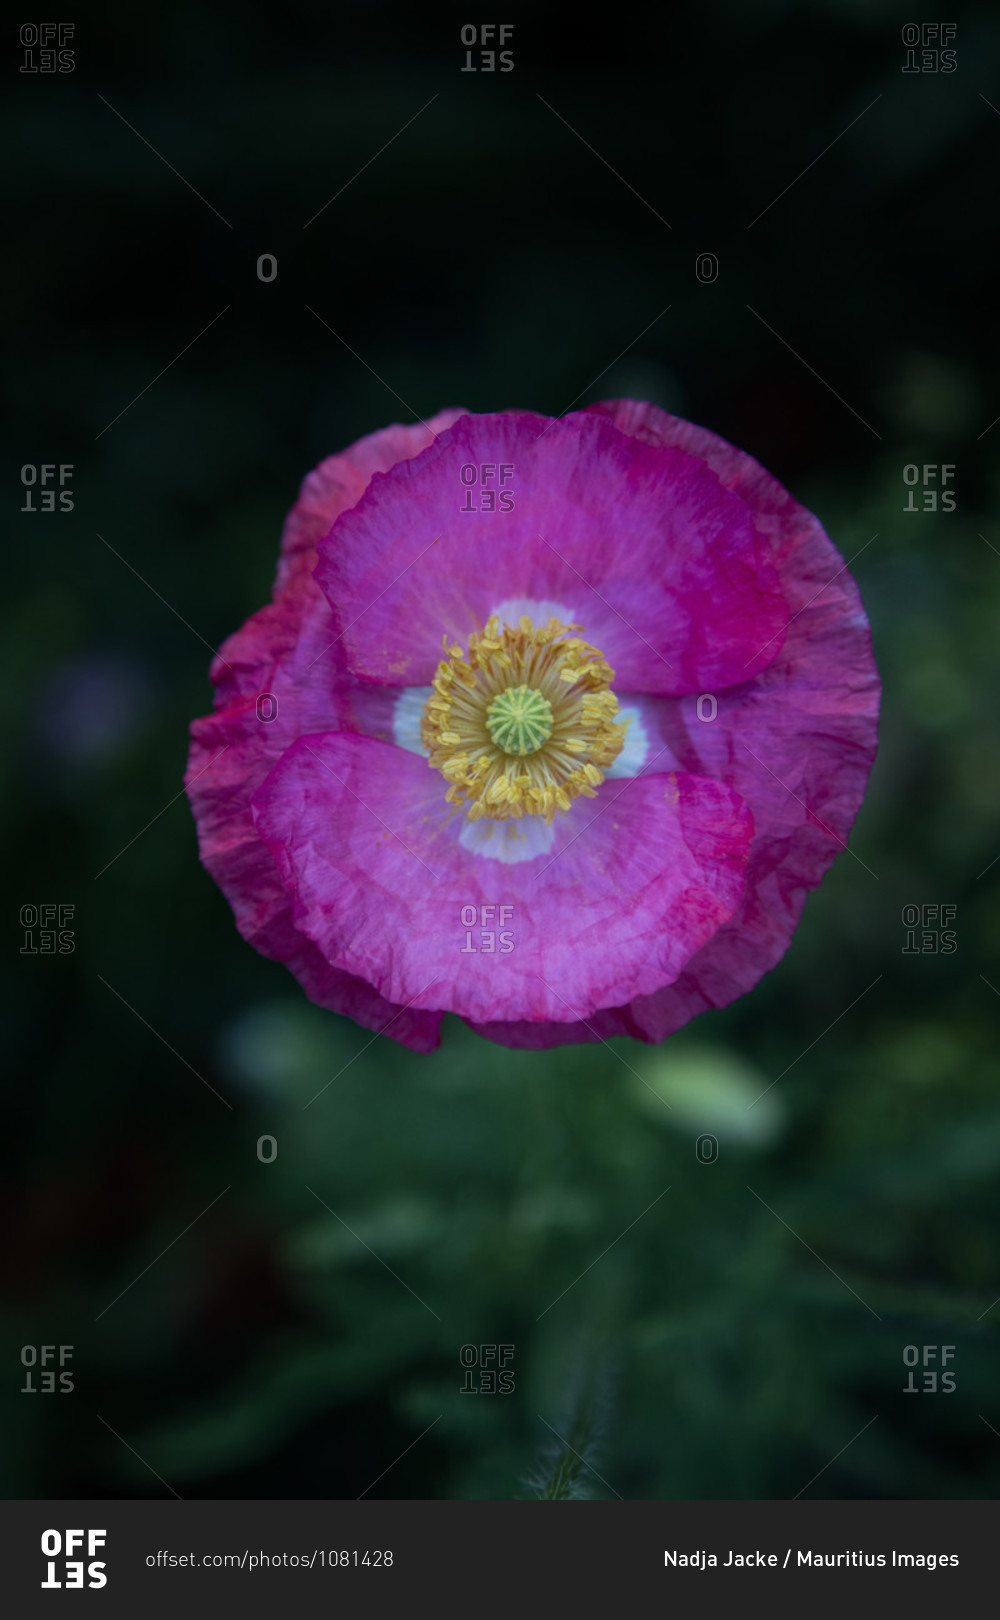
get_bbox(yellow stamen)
[420,615,625,824]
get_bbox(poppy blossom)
[186,403,879,1052]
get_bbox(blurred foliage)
[3,0,999,1499]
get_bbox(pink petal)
[250,731,754,1026]
[315,410,788,696]
[583,399,880,1041]
[274,409,468,597]
[187,412,467,1050]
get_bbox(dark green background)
[5,1,999,1499]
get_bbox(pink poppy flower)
[186,404,879,1052]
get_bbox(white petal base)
[458,815,556,864]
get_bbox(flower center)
[421,614,625,824]
[486,685,554,756]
